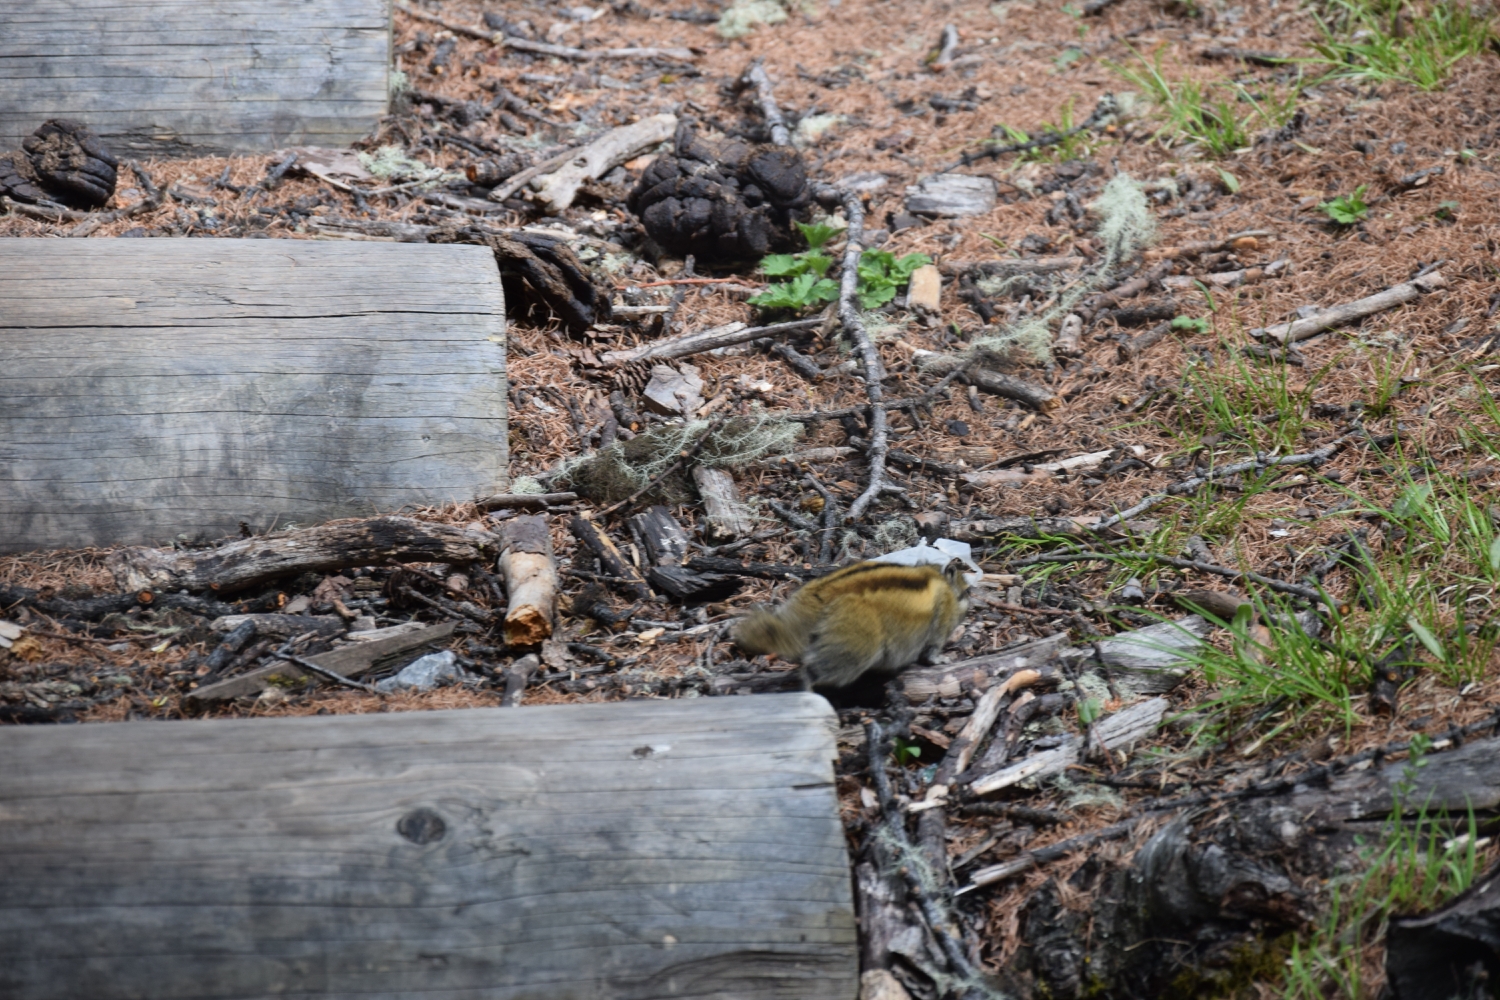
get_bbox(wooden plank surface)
[0,238,507,552]
[0,0,390,155]
[0,693,857,1000]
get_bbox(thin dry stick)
[269,641,382,694]
[838,191,890,520]
[1091,436,1354,532]
[1013,549,1327,603]
[739,59,791,147]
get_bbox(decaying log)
[497,515,557,646]
[1096,615,1211,696]
[910,350,1058,411]
[187,621,457,703]
[569,516,651,599]
[429,224,610,334]
[600,317,821,366]
[476,492,578,510]
[1253,271,1448,343]
[1005,733,1500,999]
[693,466,752,542]
[1387,862,1500,1000]
[0,240,507,552]
[629,506,690,566]
[0,694,856,999]
[530,114,677,212]
[1,1,389,156]
[108,517,498,595]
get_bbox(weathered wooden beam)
[0,239,507,552]
[0,694,857,999]
[0,0,390,155]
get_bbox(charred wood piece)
[429,224,611,334]
[628,124,811,264]
[1,119,118,209]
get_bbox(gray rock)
[375,650,462,693]
[904,174,997,217]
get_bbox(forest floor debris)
[6,0,1500,996]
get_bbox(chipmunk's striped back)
[734,559,970,690]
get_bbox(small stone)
[945,419,970,437]
[375,650,463,693]
[890,211,924,232]
[906,263,942,314]
[642,363,705,416]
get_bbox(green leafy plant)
[856,249,931,310]
[892,736,922,765]
[1171,315,1212,334]
[749,221,929,314]
[1309,0,1494,91]
[1320,185,1371,225]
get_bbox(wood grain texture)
[0,693,857,1000]
[0,0,390,155]
[0,238,507,552]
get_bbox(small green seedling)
[1171,315,1212,334]
[856,249,931,310]
[1320,185,1371,225]
[1435,200,1460,221]
[892,737,922,765]
[750,219,929,313]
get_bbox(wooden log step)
[0,694,857,1000]
[0,239,507,552]
[0,0,390,155]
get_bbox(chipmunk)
[734,559,971,691]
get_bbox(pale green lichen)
[716,0,789,38]
[549,415,802,504]
[944,172,1158,366]
[357,146,453,186]
[508,476,545,495]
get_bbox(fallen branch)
[1014,549,1327,603]
[395,4,697,61]
[941,95,1116,171]
[737,59,790,147]
[838,191,890,521]
[187,622,456,703]
[1161,257,1290,292]
[475,492,578,510]
[1253,271,1448,343]
[497,516,557,645]
[927,24,960,71]
[910,350,1058,411]
[530,114,677,212]
[1090,436,1353,531]
[107,517,498,594]
[1199,46,1288,65]
[599,317,820,365]
[1143,230,1274,262]
[938,255,1087,277]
